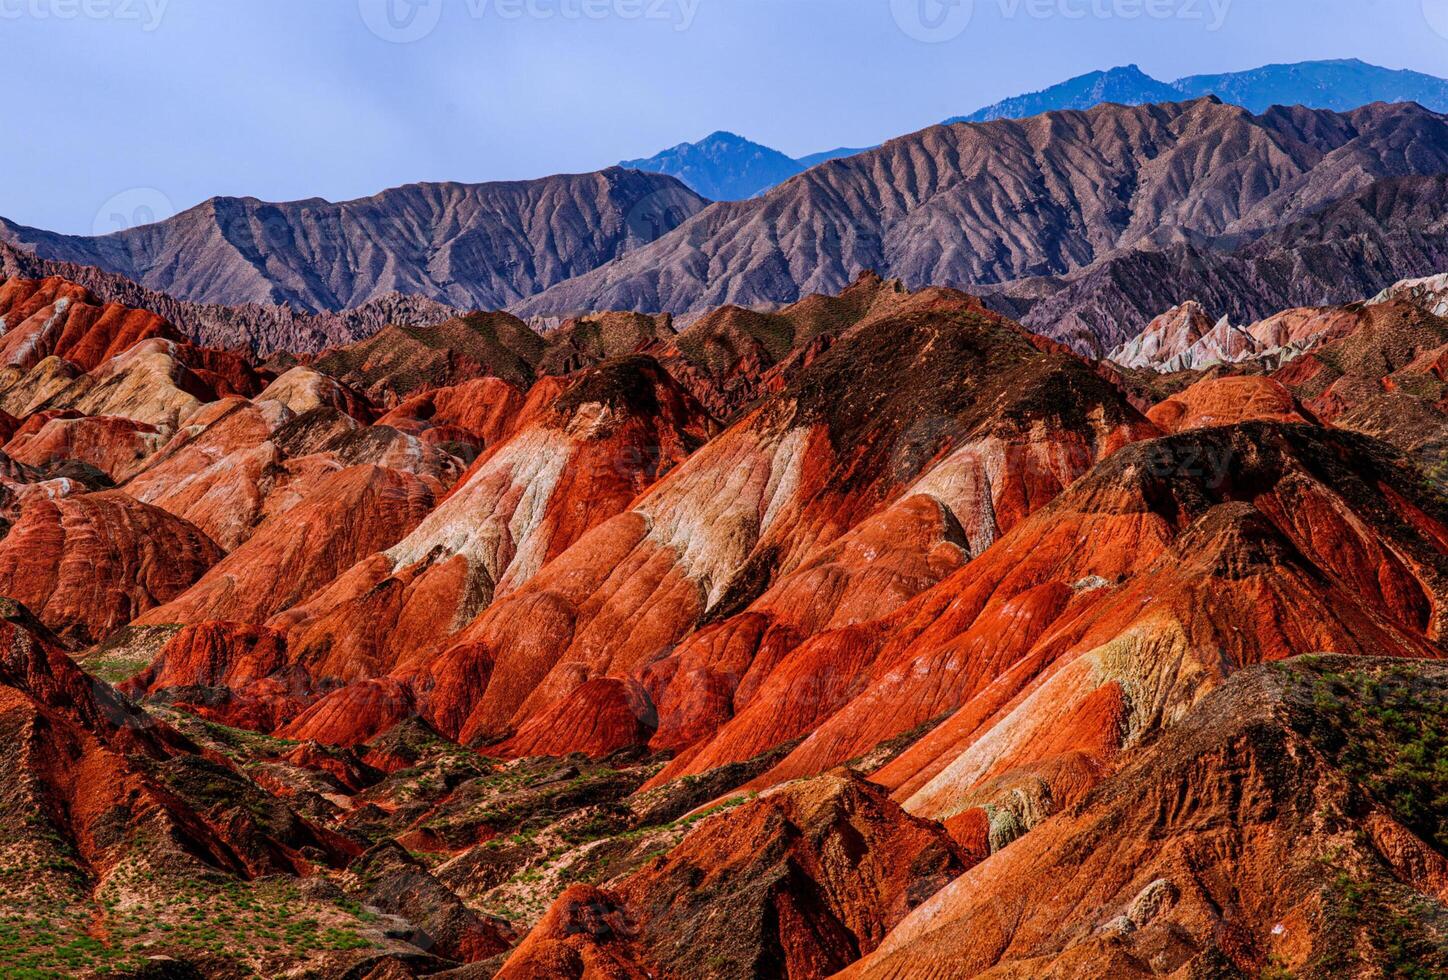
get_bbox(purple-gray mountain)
[950,58,1448,123]
[518,99,1448,354]
[0,169,706,316]
[623,59,1448,201]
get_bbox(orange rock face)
[387,294,1155,756]
[134,463,439,629]
[499,770,965,980]
[375,376,528,450]
[123,622,295,729]
[118,397,297,549]
[740,423,1448,826]
[0,490,223,644]
[4,412,166,480]
[279,677,418,744]
[0,276,181,372]
[1146,375,1310,432]
[845,659,1448,979]
[263,357,716,732]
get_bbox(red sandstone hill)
[0,490,223,646]
[136,355,718,733]
[498,769,966,979]
[250,286,1154,757]
[6,266,1448,976]
[312,312,549,403]
[0,275,181,371]
[0,238,472,355]
[845,657,1448,979]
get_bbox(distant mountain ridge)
[620,131,806,201]
[620,132,878,200]
[0,168,707,315]
[625,60,1448,201]
[8,58,1448,337]
[524,99,1448,355]
[953,58,1448,122]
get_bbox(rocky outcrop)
[313,313,546,402]
[846,658,1448,978]
[499,770,965,979]
[0,276,181,371]
[134,464,439,628]
[118,397,305,550]
[1271,299,1448,474]
[3,412,166,480]
[120,396,460,552]
[1105,301,1219,371]
[374,376,527,453]
[1146,376,1311,432]
[1109,302,1366,372]
[123,622,294,729]
[0,490,223,644]
[537,311,675,377]
[1369,271,1448,317]
[255,366,375,422]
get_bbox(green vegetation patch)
[1300,664,1448,850]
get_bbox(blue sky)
[4,0,1447,233]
